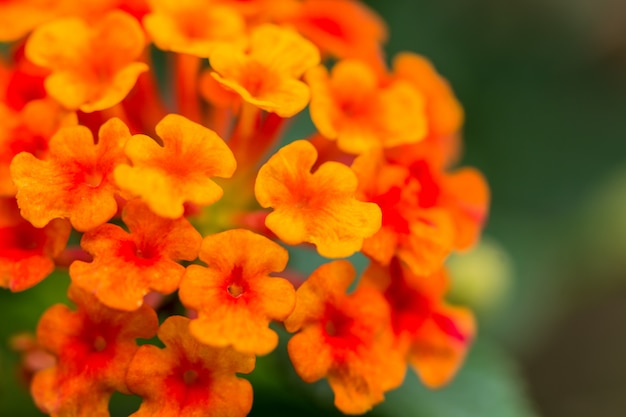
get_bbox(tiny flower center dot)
[93,335,107,352]
[183,370,198,385]
[227,283,244,298]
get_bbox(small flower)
[179,228,294,355]
[361,258,475,388]
[24,10,148,112]
[70,199,202,311]
[10,117,131,231]
[127,315,255,417]
[210,24,320,117]
[285,260,405,414]
[31,285,159,417]
[307,59,427,154]
[0,197,70,292]
[114,113,237,219]
[144,0,246,57]
[255,139,381,258]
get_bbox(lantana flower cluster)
[0,0,490,415]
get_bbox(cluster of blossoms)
[0,0,490,415]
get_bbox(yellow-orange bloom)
[210,24,320,117]
[307,59,427,154]
[114,113,237,219]
[361,259,475,388]
[0,0,63,42]
[31,285,158,417]
[255,139,381,258]
[25,10,148,112]
[285,261,405,414]
[10,117,131,231]
[0,197,70,292]
[179,228,293,355]
[144,0,245,57]
[70,200,202,311]
[127,316,255,417]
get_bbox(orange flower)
[392,52,464,139]
[307,59,427,154]
[179,228,293,355]
[353,145,488,275]
[360,258,475,388]
[31,285,159,417]
[0,197,70,292]
[285,261,405,414]
[10,117,131,231]
[70,199,202,311]
[25,10,148,112]
[279,0,387,64]
[114,113,237,219]
[255,139,381,258]
[127,315,255,417]
[210,24,320,117]
[0,99,76,197]
[144,0,245,57]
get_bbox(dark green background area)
[2,1,626,416]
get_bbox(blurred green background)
[2,1,626,416]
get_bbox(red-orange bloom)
[179,228,293,355]
[127,315,255,417]
[70,199,202,311]
[255,139,381,258]
[25,10,148,112]
[0,99,76,197]
[210,24,320,117]
[31,285,158,417]
[10,117,131,231]
[0,197,70,292]
[144,0,245,57]
[360,258,475,388]
[307,59,427,154]
[285,261,405,414]
[279,0,387,64]
[354,146,488,275]
[114,113,237,219]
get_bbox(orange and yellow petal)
[25,10,148,112]
[255,140,381,258]
[10,117,131,231]
[179,228,293,355]
[70,199,202,311]
[127,315,255,417]
[114,113,236,219]
[32,285,158,417]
